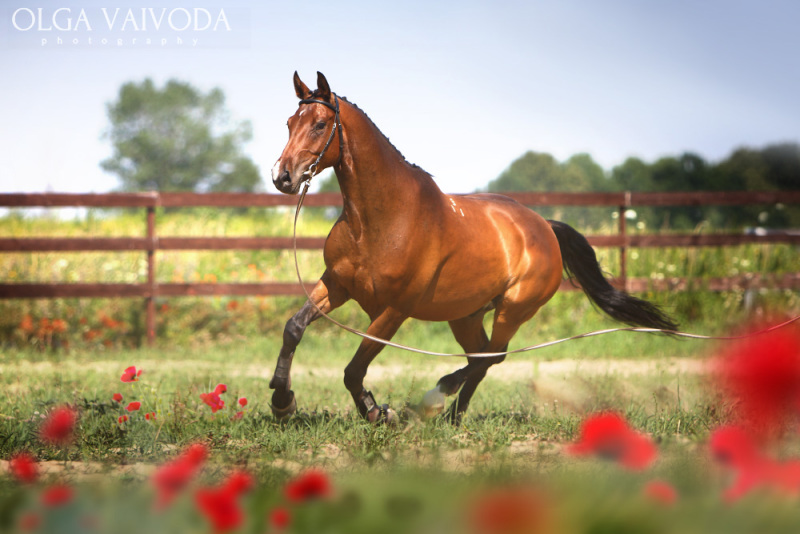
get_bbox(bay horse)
[269,71,676,424]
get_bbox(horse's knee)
[282,315,306,348]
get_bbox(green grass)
[3,209,800,532]
[1,338,799,533]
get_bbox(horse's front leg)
[343,308,407,423]
[269,275,347,419]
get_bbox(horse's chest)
[323,226,423,310]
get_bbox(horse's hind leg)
[269,274,347,419]
[443,305,543,424]
[420,313,489,417]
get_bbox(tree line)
[102,79,799,230]
[486,145,800,229]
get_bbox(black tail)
[548,220,678,331]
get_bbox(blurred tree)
[315,170,340,193]
[488,151,563,192]
[102,79,261,192]
[711,143,800,227]
[611,157,653,191]
[487,151,610,227]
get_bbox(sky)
[0,0,798,195]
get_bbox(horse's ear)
[293,71,311,100]
[316,72,331,101]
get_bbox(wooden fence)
[1,190,800,345]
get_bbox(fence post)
[618,192,630,290]
[145,203,157,346]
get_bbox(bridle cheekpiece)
[298,93,343,181]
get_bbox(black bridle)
[298,93,343,180]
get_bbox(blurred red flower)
[17,512,41,532]
[112,393,123,403]
[238,397,247,407]
[9,452,38,484]
[195,471,253,533]
[269,507,291,530]
[40,406,76,447]
[214,384,227,395]
[196,487,242,534]
[118,415,128,424]
[19,314,34,333]
[200,392,225,413]
[121,366,143,383]
[714,326,800,436]
[232,411,244,421]
[285,470,332,503]
[126,401,141,412]
[468,486,552,534]
[708,425,800,501]
[222,471,254,496]
[152,443,209,508]
[643,480,678,506]
[145,412,156,421]
[566,412,657,470]
[41,484,74,507]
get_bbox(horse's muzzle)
[273,169,299,195]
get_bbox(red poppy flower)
[285,470,332,502]
[41,484,74,507]
[195,471,252,534]
[51,319,67,334]
[112,393,123,403]
[118,415,128,424]
[200,392,225,413]
[19,314,34,333]
[126,401,141,412]
[222,471,254,497]
[152,443,209,508]
[39,406,76,446]
[714,326,800,436]
[238,397,247,407]
[567,412,657,470]
[710,425,778,501]
[17,512,40,532]
[196,486,242,534]
[269,507,291,530]
[643,480,678,506]
[710,425,761,469]
[145,412,156,421]
[214,384,227,395]
[468,486,551,534]
[184,443,209,466]
[9,452,38,484]
[232,411,244,421]
[121,366,143,383]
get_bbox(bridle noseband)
[298,93,343,181]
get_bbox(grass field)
[3,209,800,532]
[3,329,800,533]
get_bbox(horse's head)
[272,71,342,194]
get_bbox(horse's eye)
[314,121,326,131]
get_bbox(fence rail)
[2,190,799,345]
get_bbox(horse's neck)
[335,105,440,236]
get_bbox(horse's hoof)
[420,386,446,419]
[367,404,397,425]
[270,390,297,420]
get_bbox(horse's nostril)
[279,170,291,185]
